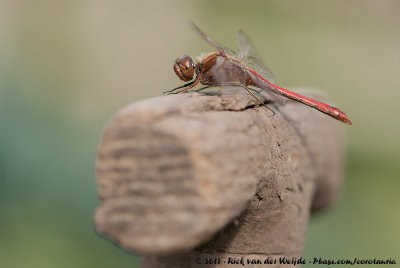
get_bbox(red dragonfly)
[167,22,352,125]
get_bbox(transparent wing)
[237,30,275,83]
[189,21,237,57]
[208,56,239,85]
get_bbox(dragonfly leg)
[170,88,189,94]
[264,104,275,115]
[244,85,275,115]
[247,87,262,93]
[217,83,262,93]
[163,82,192,94]
[243,85,264,107]
[165,79,200,95]
[166,90,185,95]
[194,85,213,92]
[218,83,224,96]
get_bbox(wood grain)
[94,89,346,267]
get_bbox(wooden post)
[94,89,345,267]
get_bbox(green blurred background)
[1,0,399,267]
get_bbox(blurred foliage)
[0,0,399,267]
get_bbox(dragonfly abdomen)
[248,69,352,124]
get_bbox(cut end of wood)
[94,90,346,256]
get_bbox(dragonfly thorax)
[173,55,195,82]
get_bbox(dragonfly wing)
[189,21,237,57]
[237,29,275,83]
[209,56,250,88]
[208,56,233,84]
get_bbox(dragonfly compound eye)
[173,55,195,82]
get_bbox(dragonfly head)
[173,55,195,82]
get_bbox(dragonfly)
[166,22,352,125]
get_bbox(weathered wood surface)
[94,89,346,267]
